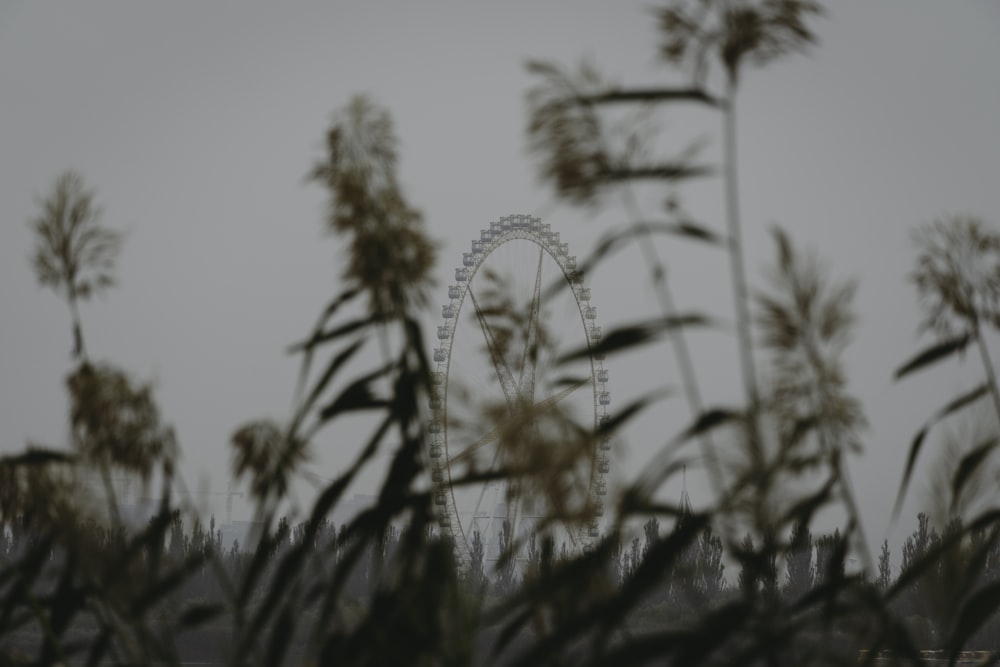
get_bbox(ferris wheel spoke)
[469,442,505,556]
[517,245,545,403]
[450,426,500,465]
[468,285,522,410]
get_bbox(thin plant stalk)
[722,76,759,415]
[619,188,727,503]
[804,373,873,574]
[574,82,728,504]
[68,289,87,362]
[973,322,1000,426]
[765,229,872,572]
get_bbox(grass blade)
[893,383,989,521]
[892,426,929,522]
[0,448,74,466]
[951,436,998,504]
[894,332,972,380]
[948,579,1000,661]
[290,336,366,434]
[557,314,711,363]
[317,363,393,423]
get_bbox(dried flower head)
[231,419,307,501]
[0,450,78,529]
[657,0,823,85]
[525,61,615,207]
[484,396,598,529]
[756,228,865,454]
[311,95,435,318]
[29,171,122,358]
[67,362,176,482]
[911,215,1000,337]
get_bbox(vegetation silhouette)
[29,170,122,361]
[3,2,1000,665]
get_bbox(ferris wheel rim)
[429,214,612,569]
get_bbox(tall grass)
[3,2,1000,665]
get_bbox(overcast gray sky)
[2,2,999,554]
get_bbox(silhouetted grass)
[4,3,1000,666]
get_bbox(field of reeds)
[4,2,1000,665]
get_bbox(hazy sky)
[2,3,999,554]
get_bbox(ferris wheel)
[428,214,611,570]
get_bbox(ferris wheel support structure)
[428,214,612,569]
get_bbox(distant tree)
[972,527,1000,585]
[625,537,642,581]
[737,533,759,597]
[784,521,814,598]
[470,529,486,591]
[190,517,207,557]
[28,171,122,360]
[522,531,544,587]
[761,530,780,603]
[609,536,623,588]
[814,529,844,586]
[168,512,185,560]
[495,520,516,595]
[209,515,222,553]
[667,497,703,609]
[735,530,779,603]
[898,513,937,620]
[525,532,538,563]
[876,539,892,591]
[369,523,399,584]
[642,517,660,559]
[901,513,933,574]
[695,525,725,599]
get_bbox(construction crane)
[203,483,244,525]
